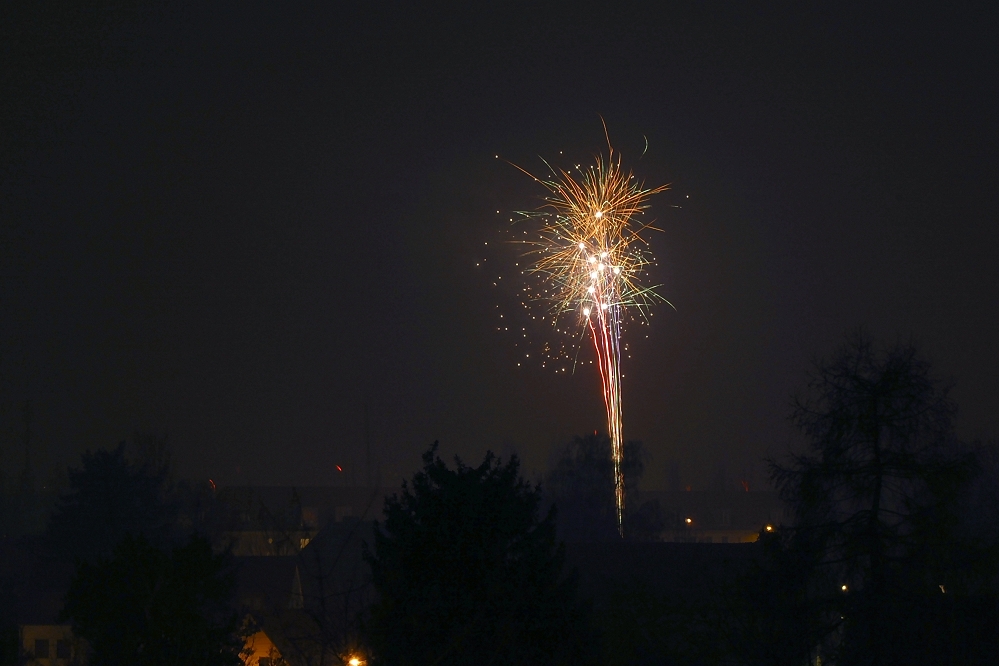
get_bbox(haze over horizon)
[1,3,996,492]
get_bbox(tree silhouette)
[62,534,243,666]
[363,442,594,665]
[545,432,654,541]
[769,332,989,664]
[46,442,176,563]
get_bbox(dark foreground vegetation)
[2,331,998,665]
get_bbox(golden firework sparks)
[504,125,670,537]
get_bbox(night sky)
[2,3,996,490]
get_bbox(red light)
[336,465,343,472]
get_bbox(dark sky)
[2,3,997,490]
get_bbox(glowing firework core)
[510,134,669,537]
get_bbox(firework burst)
[506,129,670,537]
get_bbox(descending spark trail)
[507,128,669,537]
